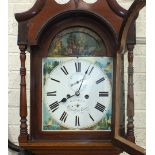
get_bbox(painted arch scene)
[48,27,106,57]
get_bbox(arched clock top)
[37,10,118,54]
[15,0,126,46]
[14,0,145,53]
[14,0,127,22]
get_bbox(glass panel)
[48,27,106,57]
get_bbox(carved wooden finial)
[74,0,80,8]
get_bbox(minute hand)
[77,65,90,92]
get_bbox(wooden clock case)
[14,0,146,155]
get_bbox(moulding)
[106,0,127,17]
[15,0,46,22]
[37,9,118,46]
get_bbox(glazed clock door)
[41,27,114,132]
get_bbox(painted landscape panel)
[48,27,106,57]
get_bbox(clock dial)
[44,58,112,130]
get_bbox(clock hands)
[58,87,83,104]
[77,65,91,93]
[70,79,83,87]
[58,94,76,103]
[67,94,76,99]
[58,65,92,104]
[58,98,67,103]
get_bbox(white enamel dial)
[45,58,112,129]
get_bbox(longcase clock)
[14,0,146,155]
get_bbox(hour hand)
[58,98,67,103]
[58,94,76,103]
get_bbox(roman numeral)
[47,91,56,96]
[96,77,105,84]
[75,116,80,126]
[51,78,60,83]
[88,66,94,75]
[89,114,94,122]
[60,111,68,123]
[75,62,81,72]
[61,66,68,75]
[95,102,106,112]
[49,101,59,112]
[99,92,109,97]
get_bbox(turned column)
[126,44,135,143]
[18,44,28,143]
